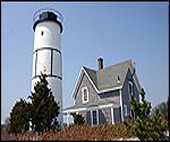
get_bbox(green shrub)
[71,113,85,125]
[129,88,169,141]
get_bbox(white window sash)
[90,109,99,126]
[124,104,128,116]
[82,87,89,104]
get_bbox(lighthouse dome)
[33,8,63,33]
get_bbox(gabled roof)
[96,60,130,90]
[72,59,141,98]
[83,67,98,88]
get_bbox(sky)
[1,2,169,124]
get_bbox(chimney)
[98,58,103,70]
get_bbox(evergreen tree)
[1,117,10,136]
[152,99,168,121]
[71,113,85,125]
[9,99,29,135]
[129,88,169,141]
[28,73,60,132]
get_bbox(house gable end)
[72,67,98,99]
[74,70,98,106]
[120,60,141,92]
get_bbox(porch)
[63,101,121,126]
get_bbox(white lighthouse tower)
[31,9,63,124]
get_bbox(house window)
[90,110,99,125]
[128,81,133,95]
[124,104,128,116]
[82,87,89,104]
[92,110,97,125]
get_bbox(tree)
[9,98,29,135]
[1,117,10,136]
[71,113,85,125]
[28,73,60,132]
[128,88,169,141]
[152,100,168,121]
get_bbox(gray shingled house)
[63,58,141,125]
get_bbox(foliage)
[9,99,30,135]
[1,117,10,136]
[129,88,169,141]
[71,113,85,125]
[28,73,60,132]
[8,72,60,135]
[152,99,168,121]
[3,124,135,140]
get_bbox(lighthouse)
[31,9,63,124]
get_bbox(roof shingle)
[84,59,132,91]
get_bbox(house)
[63,58,141,125]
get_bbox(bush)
[2,123,135,140]
[71,113,85,125]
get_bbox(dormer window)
[82,87,89,104]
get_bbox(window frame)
[92,110,97,124]
[82,87,89,104]
[91,109,99,125]
[124,104,128,116]
[128,80,133,95]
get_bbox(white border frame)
[128,80,133,94]
[90,109,99,126]
[82,87,89,104]
[63,103,119,114]
[124,104,128,117]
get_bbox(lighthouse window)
[41,31,44,36]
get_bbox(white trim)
[97,109,99,125]
[71,67,84,98]
[99,103,114,109]
[72,67,123,98]
[67,113,69,126]
[128,61,141,91]
[90,108,99,124]
[83,68,99,93]
[84,66,123,93]
[82,87,89,104]
[63,103,119,114]
[133,73,141,91]
[99,86,122,94]
[124,104,128,117]
[29,121,32,131]
[128,81,133,95]
[90,110,93,125]
[63,107,87,114]
[119,89,124,121]
[128,80,133,86]
[128,80,133,99]
[91,109,99,126]
[111,107,115,125]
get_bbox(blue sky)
[2,2,169,124]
